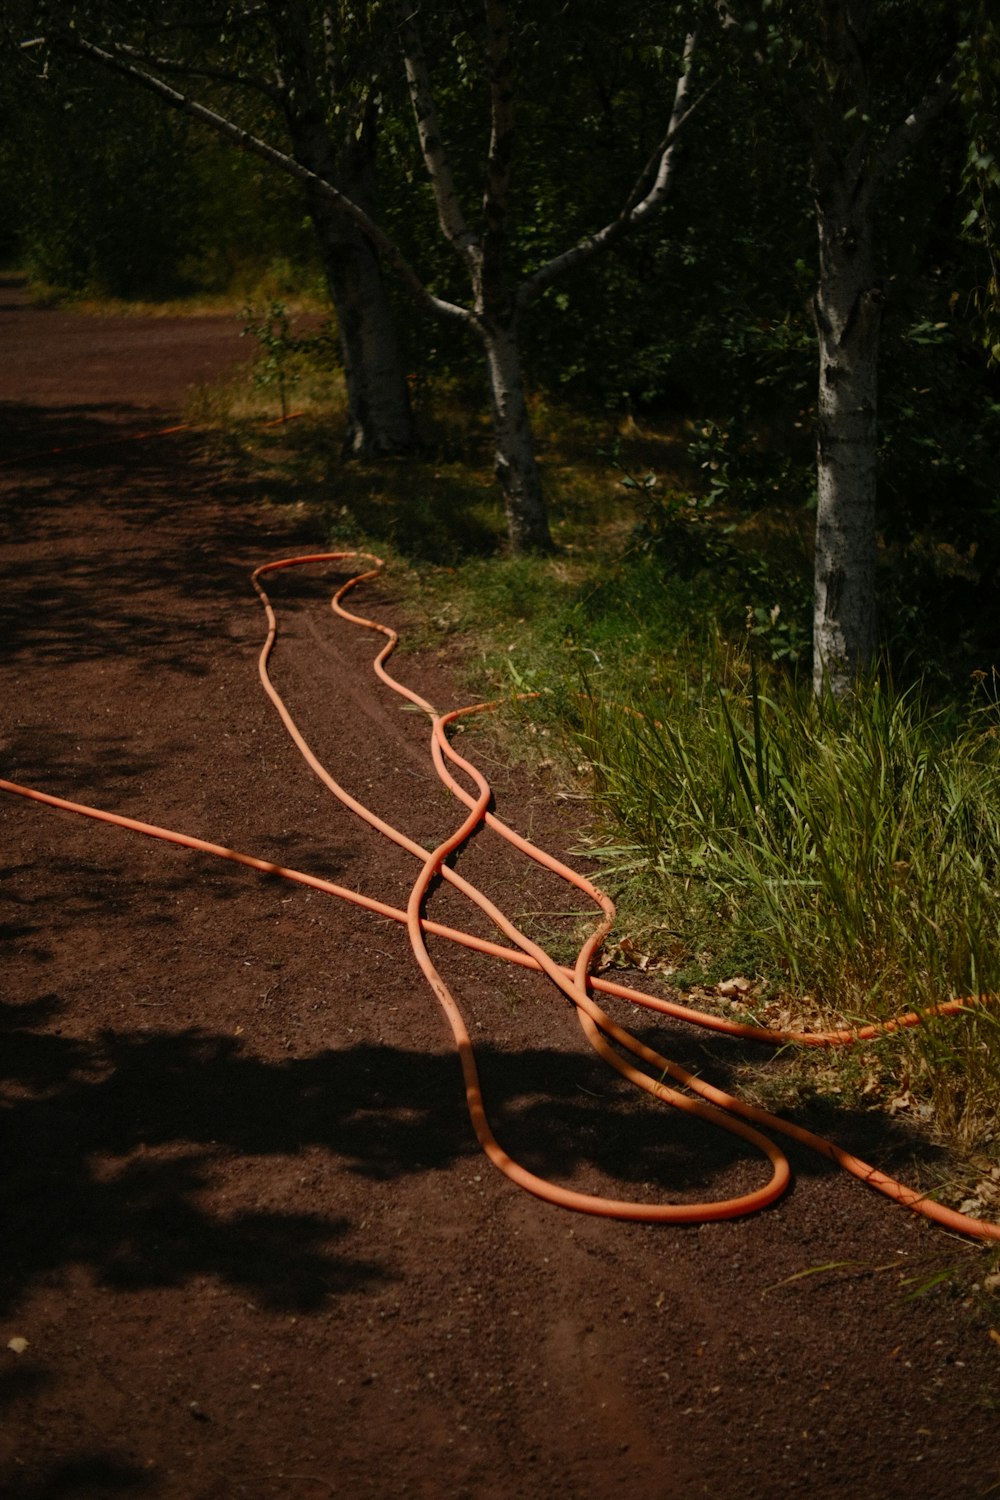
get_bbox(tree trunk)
[307,189,414,457]
[268,0,414,459]
[812,190,882,696]
[292,117,414,459]
[478,317,553,552]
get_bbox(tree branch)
[104,41,281,102]
[624,76,716,214]
[865,51,961,203]
[61,33,472,329]
[519,30,700,307]
[395,1,481,271]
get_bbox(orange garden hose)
[2,549,998,1242]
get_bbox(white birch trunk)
[479,318,552,552]
[306,183,414,457]
[801,3,958,696]
[271,4,414,457]
[812,192,882,696]
[398,0,550,550]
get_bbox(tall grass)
[575,661,1000,1144]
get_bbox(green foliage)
[4,57,189,295]
[1,39,318,298]
[877,301,1000,682]
[956,2,1000,364]
[241,301,300,422]
[620,463,813,669]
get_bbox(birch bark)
[395,3,699,551]
[266,1,414,456]
[802,3,958,695]
[811,178,882,695]
[480,318,548,550]
[276,108,414,457]
[397,0,554,548]
[307,184,414,456]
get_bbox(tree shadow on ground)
[0,413,323,672]
[2,725,171,802]
[1,990,951,1323]
[622,1011,953,1181]
[0,402,182,470]
[214,412,505,564]
[0,836,356,962]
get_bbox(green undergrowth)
[413,542,999,1169]
[194,326,1000,1175]
[24,257,328,318]
[577,663,1000,1144]
[432,550,1000,1163]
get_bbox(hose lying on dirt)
[3,550,997,1241]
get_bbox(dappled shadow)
[0,401,187,473]
[1,986,949,1321]
[231,413,505,563]
[622,1010,951,1181]
[0,1004,732,1316]
[0,831,357,962]
[2,1010,395,1316]
[2,724,168,801]
[0,407,323,674]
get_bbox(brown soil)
[1,277,998,1500]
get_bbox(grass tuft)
[570,660,1000,1147]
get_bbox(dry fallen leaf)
[989,1328,1000,1350]
[717,977,751,998]
[7,1337,28,1355]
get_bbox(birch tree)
[261,1,413,456]
[25,1,414,458]
[35,1,703,552]
[805,3,960,697]
[388,1,701,550]
[724,1,966,695]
